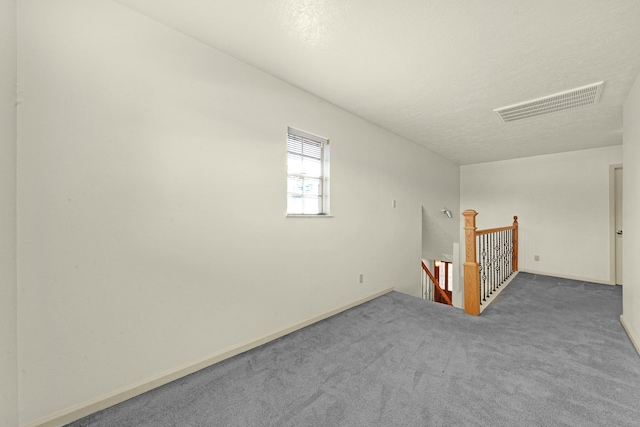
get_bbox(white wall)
[622,71,640,353]
[461,146,622,284]
[16,1,460,425]
[0,0,18,426]
[422,205,460,261]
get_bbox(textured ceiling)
[114,0,640,165]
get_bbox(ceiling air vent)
[494,81,604,123]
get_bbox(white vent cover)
[494,81,604,123]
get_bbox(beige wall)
[16,1,460,424]
[0,0,18,425]
[461,146,623,284]
[623,71,640,353]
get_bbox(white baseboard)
[26,288,394,427]
[620,315,640,358]
[518,269,613,285]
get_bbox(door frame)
[609,164,623,285]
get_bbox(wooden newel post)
[512,216,518,272]
[462,210,480,316]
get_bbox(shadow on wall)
[421,205,458,261]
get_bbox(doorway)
[614,166,623,285]
[433,260,453,303]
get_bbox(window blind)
[286,128,329,215]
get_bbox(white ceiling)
[114,0,640,165]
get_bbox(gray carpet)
[67,273,640,426]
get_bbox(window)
[286,128,329,215]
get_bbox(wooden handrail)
[421,261,453,306]
[476,224,516,236]
[462,210,518,316]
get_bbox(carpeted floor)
[67,273,640,426]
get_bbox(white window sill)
[286,214,333,218]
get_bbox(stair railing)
[462,210,518,315]
[421,261,453,306]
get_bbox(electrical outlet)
[534,255,540,261]
[359,274,364,284]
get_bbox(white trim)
[620,315,640,358]
[25,288,394,427]
[518,269,612,286]
[285,214,334,218]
